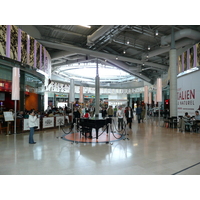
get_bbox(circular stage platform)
[61,130,125,143]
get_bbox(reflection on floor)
[1,117,200,175]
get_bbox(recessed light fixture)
[79,25,91,28]
[155,30,158,36]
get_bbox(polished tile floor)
[1,116,200,175]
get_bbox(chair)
[192,120,200,133]
[168,116,178,128]
[163,118,170,128]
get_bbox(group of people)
[1,104,148,144]
[179,111,200,132]
[71,104,146,131]
[118,105,146,130]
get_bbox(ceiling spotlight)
[126,40,129,45]
[116,56,118,60]
[155,30,158,36]
[79,25,91,28]
[123,50,126,54]
[148,45,150,50]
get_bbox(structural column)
[95,59,100,117]
[69,79,75,123]
[169,27,177,117]
[19,71,25,111]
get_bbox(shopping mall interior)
[1,16,200,199]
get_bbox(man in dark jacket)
[125,107,134,128]
[136,105,142,123]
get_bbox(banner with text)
[177,70,200,116]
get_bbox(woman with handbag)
[28,109,38,144]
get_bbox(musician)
[83,110,90,118]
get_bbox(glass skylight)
[57,63,139,83]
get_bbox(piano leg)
[88,128,92,138]
[95,128,99,139]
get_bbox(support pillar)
[44,92,48,112]
[95,59,100,117]
[69,79,75,122]
[169,27,177,117]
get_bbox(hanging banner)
[0,25,6,56]
[11,67,20,100]
[29,36,34,67]
[10,25,18,60]
[177,70,200,116]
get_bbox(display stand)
[3,112,14,135]
[72,123,77,144]
[107,123,112,145]
[56,117,64,139]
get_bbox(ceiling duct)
[87,25,115,46]
[161,28,200,47]
[144,38,195,59]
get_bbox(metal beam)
[38,39,168,71]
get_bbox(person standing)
[136,104,142,123]
[28,109,38,144]
[114,106,117,117]
[125,107,134,129]
[107,106,114,117]
[101,107,107,118]
[117,106,124,130]
[71,107,81,129]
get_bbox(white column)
[69,79,75,103]
[95,59,100,117]
[169,49,177,117]
[79,86,83,103]
[12,67,20,134]
[11,67,20,100]
[44,92,48,111]
[156,78,162,120]
[144,86,148,119]
[144,86,148,104]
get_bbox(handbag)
[34,126,38,130]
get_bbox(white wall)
[177,70,200,116]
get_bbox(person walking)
[136,104,142,123]
[28,109,38,144]
[125,106,134,129]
